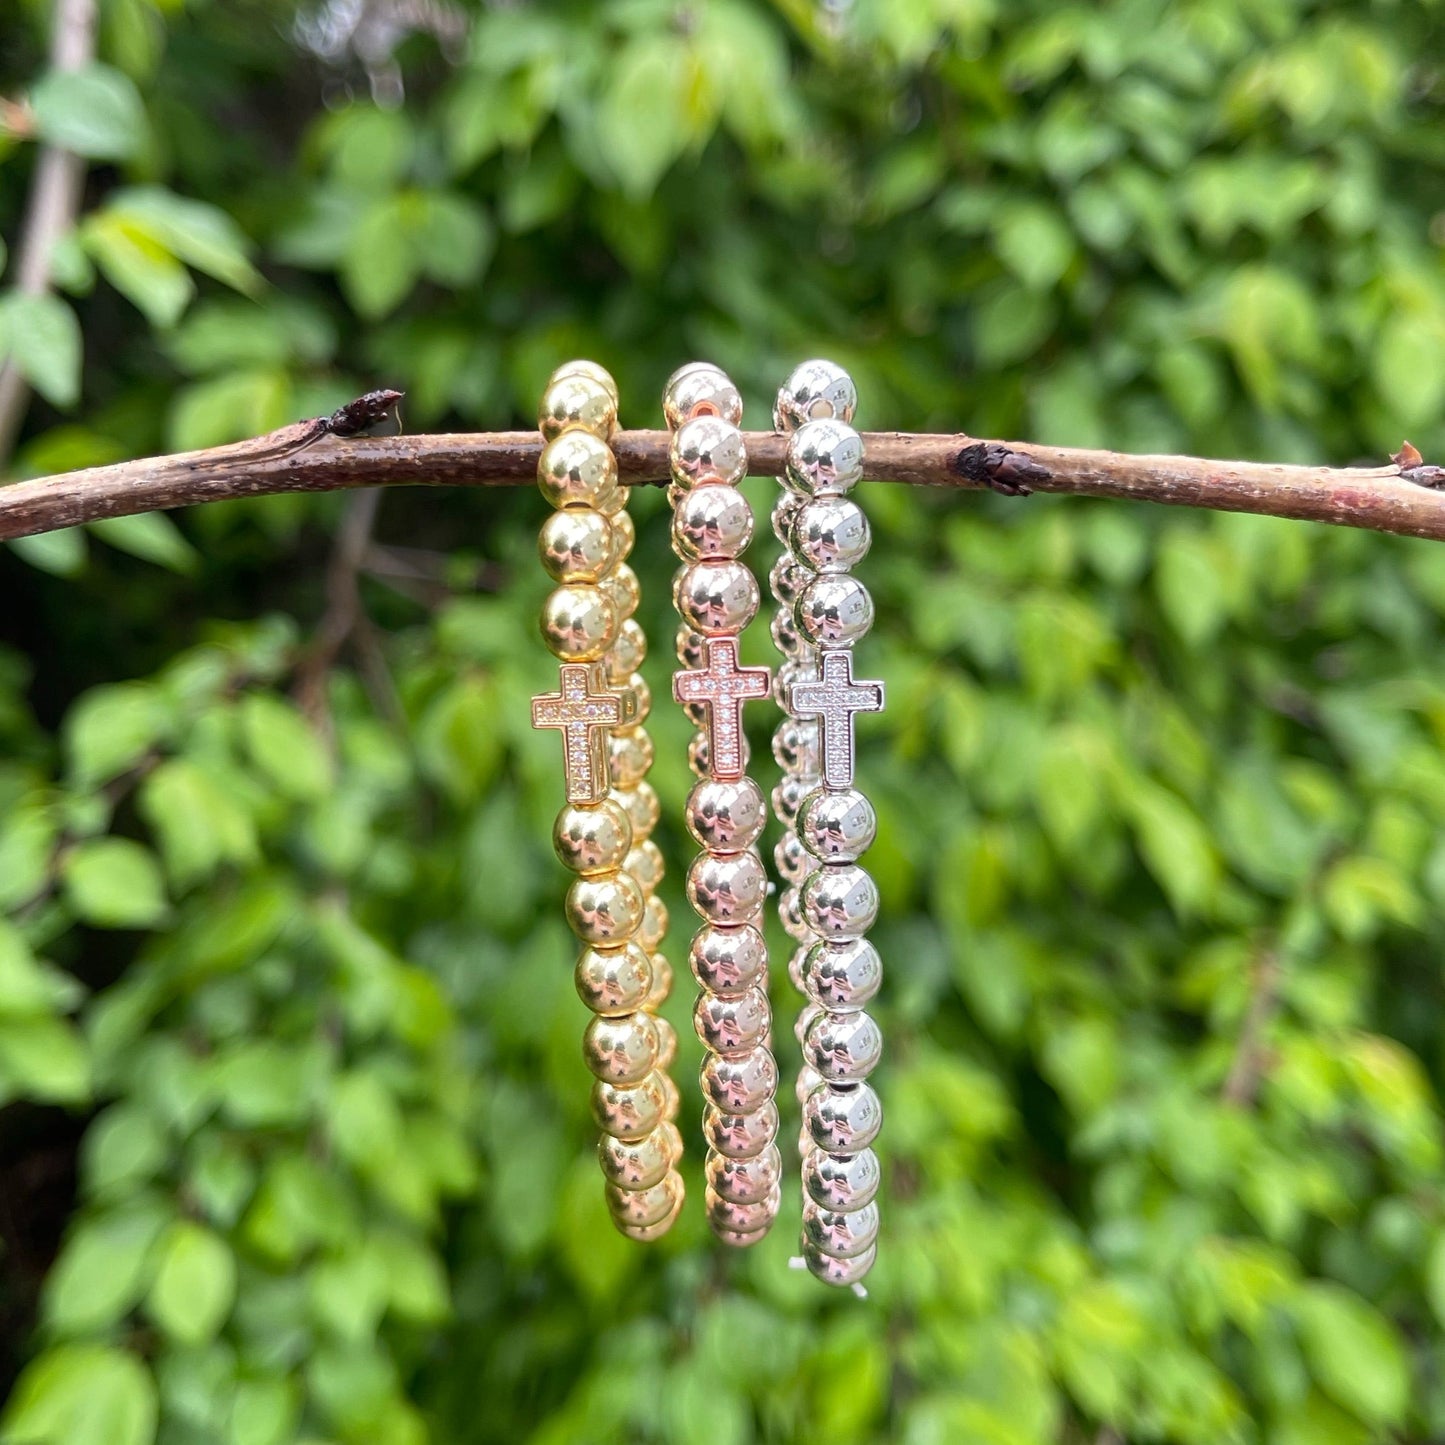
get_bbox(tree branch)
[0,0,97,466]
[2,419,1443,543]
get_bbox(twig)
[1221,951,1282,1109]
[3,419,1445,543]
[0,0,97,466]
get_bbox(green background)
[2,1,1445,1441]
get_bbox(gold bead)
[644,950,673,1011]
[614,1175,685,1241]
[553,798,632,876]
[538,431,619,511]
[607,1171,684,1230]
[575,942,654,1016]
[582,1012,660,1085]
[612,780,660,841]
[608,729,654,790]
[540,583,618,662]
[609,508,636,564]
[601,563,641,621]
[606,619,647,682]
[540,372,619,441]
[591,1071,668,1141]
[652,1014,678,1071]
[639,894,668,952]
[538,508,614,584]
[598,1122,681,1190]
[657,1070,682,1121]
[566,869,646,945]
[623,839,665,896]
[549,359,619,406]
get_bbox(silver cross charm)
[787,649,884,788]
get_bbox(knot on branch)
[1392,441,1445,490]
[952,442,1049,497]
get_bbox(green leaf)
[139,758,258,889]
[229,1378,300,1445]
[89,514,198,574]
[340,195,422,320]
[1294,1283,1408,1427]
[42,1207,166,1334]
[993,201,1077,290]
[239,694,333,801]
[83,213,194,328]
[1155,531,1228,648]
[7,529,86,578]
[65,682,171,788]
[597,36,694,198]
[0,1016,90,1104]
[146,1221,236,1346]
[416,193,494,288]
[2,1345,157,1445]
[0,292,82,406]
[1128,782,1219,916]
[0,919,81,1020]
[82,1105,168,1197]
[31,63,146,160]
[107,188,262,295]
[62,838,168,928]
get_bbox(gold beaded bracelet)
[530,360,684,1241]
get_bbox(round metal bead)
[801,1199,880,1259]
[771,493,800,544]
[803,1147,881,1211]
[774,659,818,711]
[703,1099,780,1159]
[539,508,614,583]
[787,943,809,993]
[773,359,858,431]
[607,1172,684,1230]
[801,863,880,940]
[802,1239,877,1288]
[707,1184,781,1243]
[539,373,617,441]
[802,938,883,1011]
[769,555,805,605]
[669,415,747,489]
[643,951,673,1011]
[774,829,811,885]
[772,718,820,773]
[794,1001,825,1047]
[706,1143,784,1205]
[623,840,665,896]
[608,729,654,790]
[688,729,749,777]
[553,799,632,877]
[687,850,768,924]
[672,480,755,559]
[693,986,771,1055]
[663,362,744,428]
[769,608,804,660]
[795,1063,825,1108]
[652,1015,678,1070]
[538,431,620,512]
[803,1081,883,1153]
[689,924,767,996]
[548,358,619,406]
[803,1009,883,1083]
[795,574,874,648]
[611,780,660,840]
[658,1070,682,1122]
[583,1012,660,1085]
[684,777,768,852]
[771,773,812,827]
[798,788,877,862]
[600,563,641,621]
[638,893,668,952]
[609,506,636,563]
[700,1046,778,1112]
[607,618,646,679]
[791,497,871,574]
[675,624,707,669]
[626,673,652,726]
[616,1192,685,1243]
[540,584,618,662]
[784,418,865,496]
[778,886,812,942]
[675,560,761,635]
[591,1072,668,1141]
[598,1121,681,1190]
[565,870,646,945]
[575,942,653,1017]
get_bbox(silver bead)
[803,938,882,1011]
[707,1183,781,1242]
[597,1121,681,1190]
[802,1239,877,1288]
[803,1081,883,1152]
[773,359,858,431]
[700,1045,778,1112]
[795,1063,825,1108]
[798,788,877,863]
[803,1147,881,1211]
[669,416,748,489]
[794,1001,824,1047]
[772,718,820,773]
[663,362,744,428]
[672,480,755,560]
[769,608,804,660]
[685,777,767,852]
[676,624,707,669]
[773,659,818,710]
[778,886,812,941]
[803,1009,883,1083]
[575,942,653,1017]
[592,1072,669,1142]
[801,863,879,940]
[769,555,805,605]
[801,1199,880,1259]
[608,729,654,790]
[771,493,800,544]
[771,773,812,827]
[583,1012,660,1086]
[689,924,767,996]
[607,618,646,679]
[795,575,874,648]
[686,849,768,924]
[703,1099,780,1159]
[787,943,809,993]
[694,986,771,1055]
[784,418,865,496]
[705,1144,783,1206]
[774,829,811,885]
[638,893,668,952]
[608,1173,684,1230]
[676,559,761,635]
[791,497,871,573]
[688,729,749,778]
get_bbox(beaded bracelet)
[772,361,885,1288]
[663,361,783,1247]
[530,360,684,1241]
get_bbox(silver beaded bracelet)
[771,361,885,1289]
[664,362,784,1247]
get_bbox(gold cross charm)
[532,661,625,803]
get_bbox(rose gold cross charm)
[673,637,771,782]
[531,661,625,803]
[787,649,884,788]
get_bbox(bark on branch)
[1,421,1443,544]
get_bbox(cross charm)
[673,637,771,782]
[787,649,885,788]
[531,661,625,803]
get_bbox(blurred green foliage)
[2,0,1445,1442]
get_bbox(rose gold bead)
[706,1183,780,1242]
[684,777,768,852]
[689,925,767,996]
[675,560,761,635]
[694,986,771,1056]
[700,1046,778,1112]
[669,415,747,489]
[686,850,768,924]
[662,362,743,428]
[705,1143,783,1206]
[702,1100,780,1158]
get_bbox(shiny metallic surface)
[773,358,858,431]
[651,1015,678,1071]
[801,863,880,940]
[795,574,875,648]
[771,493,800,544]
[565,870,647,945]
[700,1045,779,1112]
[687,728,750,778]
[798,787,877,862]
[597,1122,680,1190]
[609,506,635,563]
[575,942,654,1017]
[774,828,811,885]
[607,1172,684,1229]
[537,430,620,512]
[803,1147,881,1211]
[801,1199,880,1259]
[675,623,707,669]
[622,839,665,896]
[703,1100,781,1159]
[615,1194,685,1243]
[772,718,821,773]
[611,780,660,841]
[706,1143,784,1206]
[675,559,761,635]
[778,885,811,941]
[803,1081,883,1153]
[638,893,668,952]
[689,924,768,996]
[607,617,646,679]
[607,728,654,790]
[662,362,744,428]
[803,1008,884,1083]
[672,479,755,559]
[539,372,618,441]
[693,986,771,1055]
[771,773,812,827]
[541,583,619,662]
[802,938,883,1011]
[549,358,620,406]
[539,507,614,583]
[803,1239,877,1287]
[770,608,803,660]
[686,849,768,924]
[552,798,632,876]
[769,554,805,605]
[591,1072,668,1142]
[669,415,748,489]
[684,776,768,852]
[643,951,673,1012]
[706,1183,782,1240]
[784,417,865,496]
[794,1000,825,1047]
[600,562,641,621]
[583,1012,660,1085]
[791,496,871,573]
